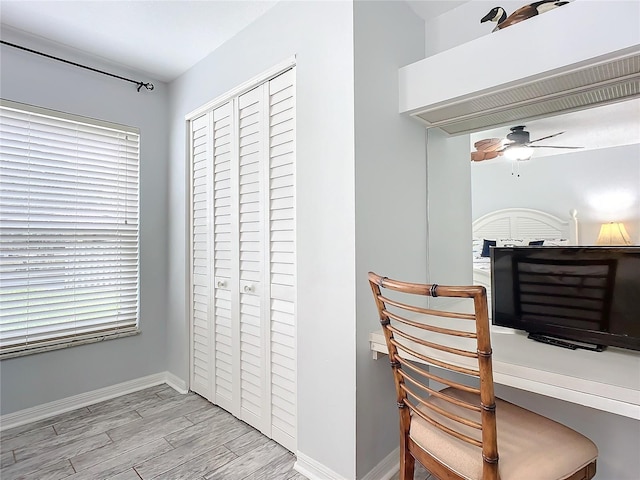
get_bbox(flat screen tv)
[491,246,640,351]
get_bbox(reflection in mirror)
[470,99,640,246]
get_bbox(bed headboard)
[472,208,579,245]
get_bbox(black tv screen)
[491,246,640,351]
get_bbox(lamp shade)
[596,222,631,245]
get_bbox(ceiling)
[0,0,467,83]
[0,0,280,82]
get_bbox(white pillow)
[472,238,483,256]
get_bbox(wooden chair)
[368,272,598,480]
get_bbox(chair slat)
[402,384,482,431]
[396,356,481,396]
[398,370,481,413]
[388,324,478,359]
[378,294,476,321]
[391,339,480,377]
[384,309,477,338]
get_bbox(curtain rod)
[1,40,155,92]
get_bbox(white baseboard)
[294,452,350,480]
[165,370,189,394]
[294,448,399,480]
[361,447,399,480]
[0,371,188,432]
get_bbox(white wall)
[166,1,357,477]
[353,1,426,477]
[471,144,640,244]
[424,0,572,56]
[0,29,169,414]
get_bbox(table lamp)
[596,222,631,245]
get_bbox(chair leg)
[400,442,415,480]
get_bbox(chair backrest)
[368,272,499,479]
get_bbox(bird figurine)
[481,1,570,31]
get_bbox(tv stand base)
[527,333,605,352]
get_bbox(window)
[0,100,140,358]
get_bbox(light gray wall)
[471,144,640,244]
[166,2,357,477]
[353,1,426,477]
[426,128,473,285]
[0,29,169,414]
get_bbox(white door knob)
[217,280,227,288]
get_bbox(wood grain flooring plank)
[203,440,288,480]
[71,433,170,472]
[134,392,210,419]
[15,422,119,462]
[164,410,250,449]
[240,450,297,480]
[1,433,111,479]
[107,468,143,480]
[285,472,308,480]
[0,425,56,453]
[106,411,193,444]
[1,450,15,468]
[54,408,142,436]
[222,429,270,457]
[154,387,183,400]
[184,404,226,425]
[63,438,173,480]
[134,430,241,479]
[149,445,236,480]
[10,459,75,480]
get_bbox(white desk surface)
[370,324,640,419]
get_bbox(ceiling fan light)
[504,145,533,161]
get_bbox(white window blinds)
[0,100,140,358]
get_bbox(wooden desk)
[370,325,640,419]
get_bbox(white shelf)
[370,326,640,419]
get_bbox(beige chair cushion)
[410,388,598,480]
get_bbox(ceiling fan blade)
[474,138,503,152]
[528,132,565,144]
[528,145,582,149]
[471,150,501,161]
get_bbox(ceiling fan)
[471,125,582,162]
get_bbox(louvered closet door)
[237,86,267,431]
[190,113,213,400]
[189,66,296,452]
[211,102,235,413]
[267,69,296,451]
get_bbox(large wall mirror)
[470,98,640,246]
[425,98,640,302]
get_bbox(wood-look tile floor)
[0,383,434,480]
[0,384,307,480]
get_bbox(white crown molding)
[0,371,188,432]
